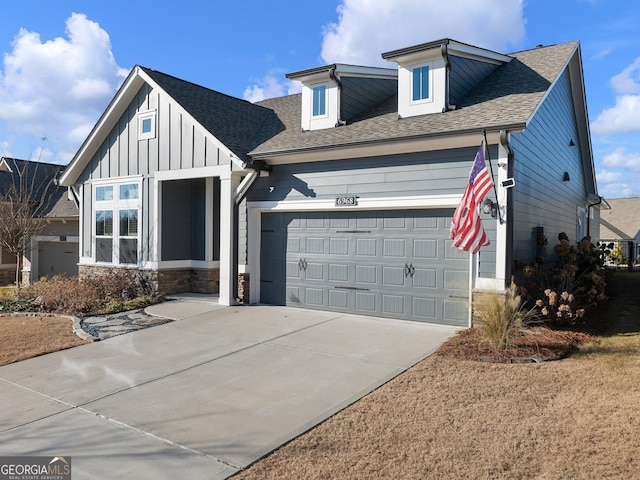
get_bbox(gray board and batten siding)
[249,146,500,325]
[509,68,588,265]
[78,82,234,263]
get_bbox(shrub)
[475,283,539,353]
[515,233,607,326]
[608,244,627,266]
[14,271,158,315]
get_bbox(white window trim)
[138,110,156,140]
[409,62,434,105]
[92,178,142,266]
[311,83,329,119]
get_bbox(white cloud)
[610,57,640,94]
[0,13,127,163]
[320,0,526,66]
[601,147,640,170]
[591,94,640,135]
[596,169,622,183]
[599,182,636,199]
[243,74,301,102]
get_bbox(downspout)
[441,44,456,113]
[499,130,514,284]
[329,66,347,127]
[587,194,610,238]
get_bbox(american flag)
[450,140,493,253]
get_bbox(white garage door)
[260,209,469,326]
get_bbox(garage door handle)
[298,258,308,271]
[334,286,370,291]
[404,263,415,277]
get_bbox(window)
[412,65,430,101]
[93,180,141,265]
[138,111,156,140]
[312,85,326,116]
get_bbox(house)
[0,157,79,285]
[59,38,601,327]
[599,197,640,264]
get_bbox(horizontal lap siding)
[510,69,586,265]
[449,56,499,106]
[248,148,497,201]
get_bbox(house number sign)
[335,195,358,206]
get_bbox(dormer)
[286,64,397,131]
[382,39,512,118]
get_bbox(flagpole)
[483,129,503,224]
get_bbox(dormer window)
[312,84,327,117]
[412,64,431,102]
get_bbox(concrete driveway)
[0,301,457,479]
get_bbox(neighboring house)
[0,157,79,285]
[59,38,601,327]
[599,197,640,263]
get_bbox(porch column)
[219,174,240,305]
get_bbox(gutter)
[586,194,610,238]
[328,66,347,127]
[441,44,456,112]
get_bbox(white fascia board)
[334,64,398,79]
[447,40,512,64]
[255,130,509,165]
[59,68,146,186]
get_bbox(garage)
[37,241,79,279]
[260,209,469,326]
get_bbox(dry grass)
[2,272,639,479]
[233,271,640,480]
[0,315,88,366]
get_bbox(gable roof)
[0,157,78,218]
[599,197,640,241]
[139,67,277,164]
[60,65,277,185]
[250,41,580,159]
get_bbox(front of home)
[59,38,601,327]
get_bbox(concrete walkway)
[0,300,457,479]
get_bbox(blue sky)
[1,0,639,198]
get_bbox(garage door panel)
[382,238,406,257]
[260,209,469,325]
[355,265,376,284]
[356,238,377,256]
[413,239,437,258]
[412,297,437,318]
[382,295,405,315]
[355,292,376,312]
[329,289,349,308]
[382,266,405,286]
[329,264,349,282]
[412,268,437,288]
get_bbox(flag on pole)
[450,140,493,253]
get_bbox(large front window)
[94,180,141,265]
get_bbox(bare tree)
[0,158,58,288]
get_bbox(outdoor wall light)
[569,139,575,146]
[563,172,570,182]
[482,198,498,218]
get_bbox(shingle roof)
[599,198,640,241]
[250,41,578,157]
[140,67,278,164]
[0,158,78,218]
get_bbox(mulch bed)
[436,326,595,363]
